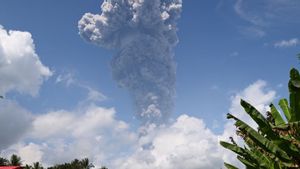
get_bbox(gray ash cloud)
[78,0,182,124]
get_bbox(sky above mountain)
[0,0,299,168]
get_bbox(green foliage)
[220,68,300,169]
[0,157,9,166]
[33,162,44,169]
[46,158,99,169]
[0,155,107,169]
[10,154,22,166]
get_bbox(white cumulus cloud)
[0,26,52,96]
[17,143,44,165]
[113,115,225,169]
[0,25,51,152]
[12,105,137,167]
[1,80,276,169]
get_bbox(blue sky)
[0,0,299,168]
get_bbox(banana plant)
[220,68,300,169]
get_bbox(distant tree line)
[0,154,108,169]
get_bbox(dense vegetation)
[220,68,300,169]
[0,154,107,169]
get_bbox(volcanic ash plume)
[78,0,182,123]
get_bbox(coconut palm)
[9,154,22,166]
[24,164,32,169]
[47,158,100,169]
[220,68,300,169]
[32,162,43,169]
[80,158,94,169]
[0,157,9,166]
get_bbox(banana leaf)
[270,104,285,126]
[227,113,291,163]
[289,68,300,122]
[224,162,239,169]
[240,100,277,139]
[279,99,291,122]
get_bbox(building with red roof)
[0,167,22,169]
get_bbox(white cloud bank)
[0,26,52,96]
[0,26,51,152]
[113,115,224,169]
[1,80,276,169]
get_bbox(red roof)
[0,167,22,169]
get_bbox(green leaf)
[220,68,300,169]
[250,146,272,167]
[240,99,276,139]
[229,114,291,162]
[289,68,300,122]
[237,156,257,169]
[220,141,247,157]
[270,104,285,126]
[272,139,300,160]
[279,99,291,122]
[224,162,239,169]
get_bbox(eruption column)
[79,0,182,124]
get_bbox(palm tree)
[10,154,22,166]
[24,164,32,169]
[32,162,43,169]
[70,159,81,168]
[28,157,105,169]
[0,157,9,166]
[220,68,300,168]
[80,158,94,169]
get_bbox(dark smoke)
[79,0,182,123]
